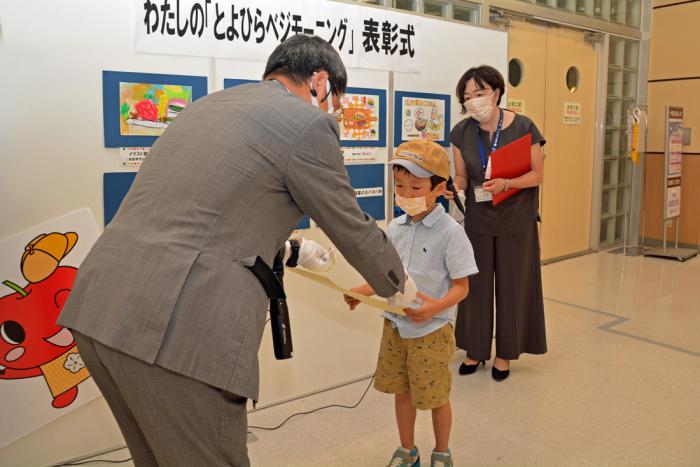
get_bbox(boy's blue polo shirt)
[383,204,479,339]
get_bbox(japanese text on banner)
[135,0,422,72]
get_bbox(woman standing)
[450,65,546,381]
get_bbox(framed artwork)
[102,70,208,148]
[103,172,310,230]
[338,87,386,147]
[346,164,386,221]
[394,91,451,147]
[223,78,259,88]
[103,172,138,226]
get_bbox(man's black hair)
[455,65,505,114]
[392,165,446,190]
[263,35,348,96]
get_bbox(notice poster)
[507,98,526,115]
[564,102,582,125]
[664,107,683,220]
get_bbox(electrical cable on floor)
[248,374,375,431]
[51,375,374,465]
[52,321,372,465]
[50,446,131,466]
[53,458,133,466]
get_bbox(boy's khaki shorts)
[374,319,455,410]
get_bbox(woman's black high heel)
[458,360,485,375]
[491,366,510,381]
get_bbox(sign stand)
[618,107,647,256]
[645,106,698,262]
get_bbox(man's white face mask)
[310,79,335,115]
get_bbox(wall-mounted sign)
[563,102,581,125]
[119,147,149,167]
[506,98,525,115]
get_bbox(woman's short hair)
[263,35,348,96]
[455,65,505,114]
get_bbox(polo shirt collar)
[402,203,445,227]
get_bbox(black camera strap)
[245,256,286,300]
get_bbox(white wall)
[0,1,506,464]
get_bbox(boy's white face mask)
[395,182,443,217]
[395,192,428,217]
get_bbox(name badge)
[474,186,493,203]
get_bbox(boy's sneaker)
[387,446,420,467]
[430,449,453,467]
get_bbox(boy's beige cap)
[389,140,450,180]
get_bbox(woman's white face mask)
[465,94,496,122]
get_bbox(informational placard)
[342,147,382,163]
[134,0,423,72]
[354,187,383,198]
[563,102,581,125]
[119,147,149,167]
[507,98,525,115]
[664,106,684,220]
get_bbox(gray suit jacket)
[58,81,404,400]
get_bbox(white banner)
[134,0,423,72]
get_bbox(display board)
[0,1,506,464]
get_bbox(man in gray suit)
[58,35,416,466]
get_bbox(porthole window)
[566,66,580,93]
[508,59,524,87]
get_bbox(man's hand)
[387,270,418,308]
[293,239,336,272]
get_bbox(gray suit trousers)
[74,333,250,467]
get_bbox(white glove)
[387,270,418,308]
[457,189,466,206]
[297,239,336,272]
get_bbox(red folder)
[490,134,532,206]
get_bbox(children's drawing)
[103,71,207,148]
[119,83,192,136]
[401,97,445,142]
[394,91,451,147]
[339,93,380,142]
[338,87,386,148]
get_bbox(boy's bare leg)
[432,400,452,452]
[395,394,417,450]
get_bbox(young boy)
[344,140,478,467]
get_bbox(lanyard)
[477,109,504,176]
